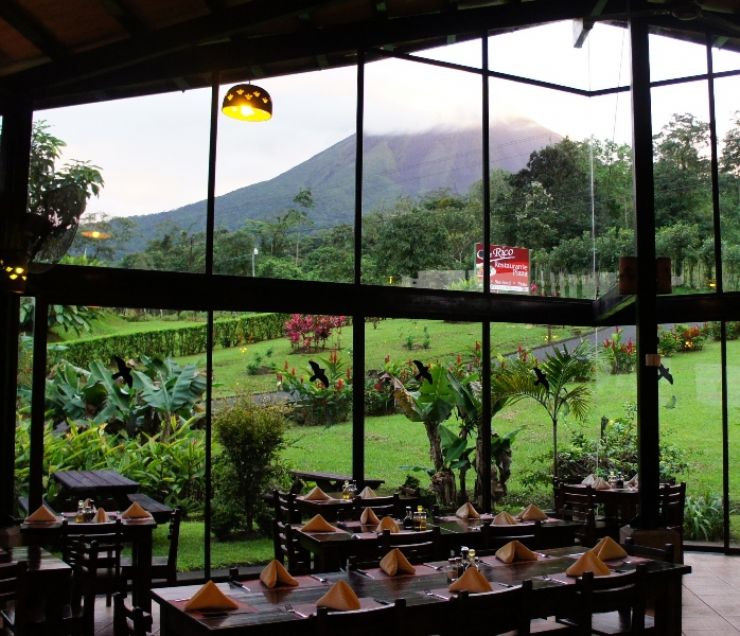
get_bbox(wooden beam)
[26,264,595,326]
[3,0,341,94]
[0,0,67,61]
[100,0,147,36]
[19,0,604,106]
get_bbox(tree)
[653,113,712,231]
[721,111,740,177]
[496,344,593,487]
[28,121,104,218]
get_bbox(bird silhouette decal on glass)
[413,360,433,384]
[533,366,550,393]
[112,356,133,388]
[308,360,330,388]
[657,364,674,384]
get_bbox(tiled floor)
[91,552,736,635]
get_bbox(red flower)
[336,378,345,390]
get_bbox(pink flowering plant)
[275,350,352,425]
[283,314,347,353]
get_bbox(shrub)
[14,417,206,513]
[602,328,636,374]
[658,324,706,355]
[211,398,289,538]
[46,313,287,368]
[706,321,740,341]
[520,405,688,492]
[283,314,347,352]
[276,351,353,425]
[684,493,723,542]
[657,327,682,356]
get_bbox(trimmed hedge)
[48,313,288,368]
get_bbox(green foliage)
[46,312,287,369]
[276,351,352,426]
[658,324,706,356]
[684,493,723,542]
[40,355,205,436]
[602,328,637,374]
[211,398,289,538]
[28,121,104,217]
[19,302,103,337]
[15,417,205,512]
[520,406,688,491]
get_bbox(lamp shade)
[222,83,272,122]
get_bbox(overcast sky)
[35,21,739,219]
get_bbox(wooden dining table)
[51,469,141,510]
[294,515,578,571]
[20,512,157,611]
[152,545,691,636]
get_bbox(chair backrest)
[378,527,441,563]
[586,564,648,634]
[316,598,404,636]
[659,482,686,531]
[482,522,538,552]
[353,494,398,518]
[556,484,597,545]
[0,560,22,606]
[113,591,152,636]
[453,580,530,635]
[274,490,301,524]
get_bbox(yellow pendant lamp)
[221,83,272,122]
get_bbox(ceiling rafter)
[3,0,342,95]
[100,0,147,36]
[0,0,68,61]
[15,0,605,105]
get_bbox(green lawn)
[178,319,583,398]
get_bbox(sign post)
[475,243,530,293]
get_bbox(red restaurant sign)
[475,243,530,293]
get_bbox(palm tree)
[497,343,593,484]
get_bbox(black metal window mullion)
[203,71,220,578]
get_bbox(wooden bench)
[126,493,174,524]
[289,470,385,492]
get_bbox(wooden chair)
[554,484,608,547]
[316,598,404,636]
[480,521,538,553]
[0,560,27,634]
[659,482,685,558]
[70,539,110,636]
[353,494,398,518]
[586,564,652,635]
[122,507,181,586]
[378,527,441,563]
[451,581,528,635]
[528,576,587,635]
[113,591,152,636]
[272,491,310,574]
[63,520,124,608]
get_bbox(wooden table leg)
[131,527,153,613]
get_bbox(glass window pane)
[659,321,723,547]
[649,32,707,82]
[215,68,356,282]
[36,91,211,272]
[651,81,714,293]
[363,53,482,290]
[41,305,208,575]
